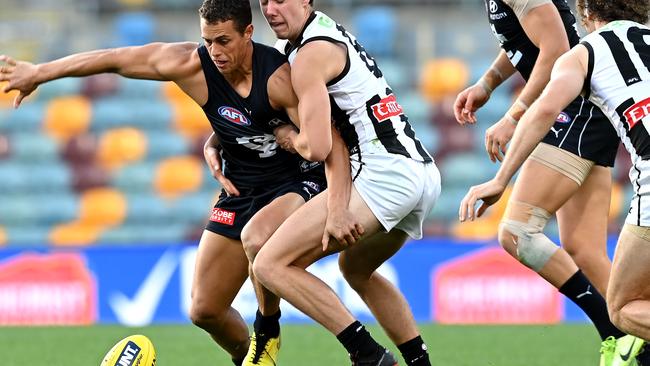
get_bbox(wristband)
[478,78,493,95]
[505,112,518,126]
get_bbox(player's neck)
[288,9,314,45]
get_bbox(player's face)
[259,0,311,42]
[200,18,253,75]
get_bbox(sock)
[253,309,281,338]
[336,320,381,359]
[559,270,625,340]
[637,343,650,366]
[232,356,244,366]
[398,336,431,366]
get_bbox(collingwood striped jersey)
[582,20,650,225]
[283,11,433,163]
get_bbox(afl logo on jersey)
[489,0,498,13]
[219,106,250,126]
[555,112,572,124]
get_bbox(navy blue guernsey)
[197,42,304,189]
[485,0,579,80]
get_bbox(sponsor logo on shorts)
[623,97,650,129]
[302,181,320,192]
[300,160,321,172]
[371,95,403,122]
[555,112,571,124]
[210,208,236,226]
[218,106,250,126]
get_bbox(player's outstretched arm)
[0,42,199,108]
[459,46,588,222]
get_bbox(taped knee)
[499,202,559,272]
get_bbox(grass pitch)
[0,323,600,365]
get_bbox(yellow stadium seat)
[0,227,6,246]
[609,182,623,220]
[43,96,92,141]
[420,58,469,102]
[49,221,103,246]
[451,185,513,240]
[155,156,203,199]
[163,83,211,139]
[97,127,148,170]
[79,188,127,227]
[0,82,20,107]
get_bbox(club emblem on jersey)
[371,95,403,122]
[218,106,250,126]
[489,0,498,13]
[555,112,572,124]
[623,97,650,130]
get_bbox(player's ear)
[244,24,254,41]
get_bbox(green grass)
[0,323,601,365]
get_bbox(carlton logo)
[210,208,236,226]
[218,106,250,126]
[623,97,650,130]
[371,95,403,122]
[555,112,571,124]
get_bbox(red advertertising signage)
[0,253,97,325]
[432,248,562,324]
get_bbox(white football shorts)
[350,151,441,239]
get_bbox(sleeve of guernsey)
[503,0,552,18]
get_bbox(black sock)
[559,270,625,340]
[637,343,650,366]
[336,320,381,358]
[232,356,244,366]
[398,336,431,366]
[253,309,281,338]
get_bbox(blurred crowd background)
[0,0,635,246]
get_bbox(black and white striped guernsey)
[284,11,433,164]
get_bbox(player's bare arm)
[454,50,515,124]
[0,42,205,107]
[460,47,588,222]
[289,40,346,162]
[267,59,361,247]
[484,2,571,162]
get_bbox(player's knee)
[241,226,267,261]
[251,256,275,289]
[499,203,557,272]
[189,299,228,331]
[497,224,518,257]
[338,255,370,291]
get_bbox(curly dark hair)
[198,0,252,34]
[576,0,649,24]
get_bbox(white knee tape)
[500,205,559,272]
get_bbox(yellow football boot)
[243,332,280,366]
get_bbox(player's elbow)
[297,138,330,162]
[302,148,329,162]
